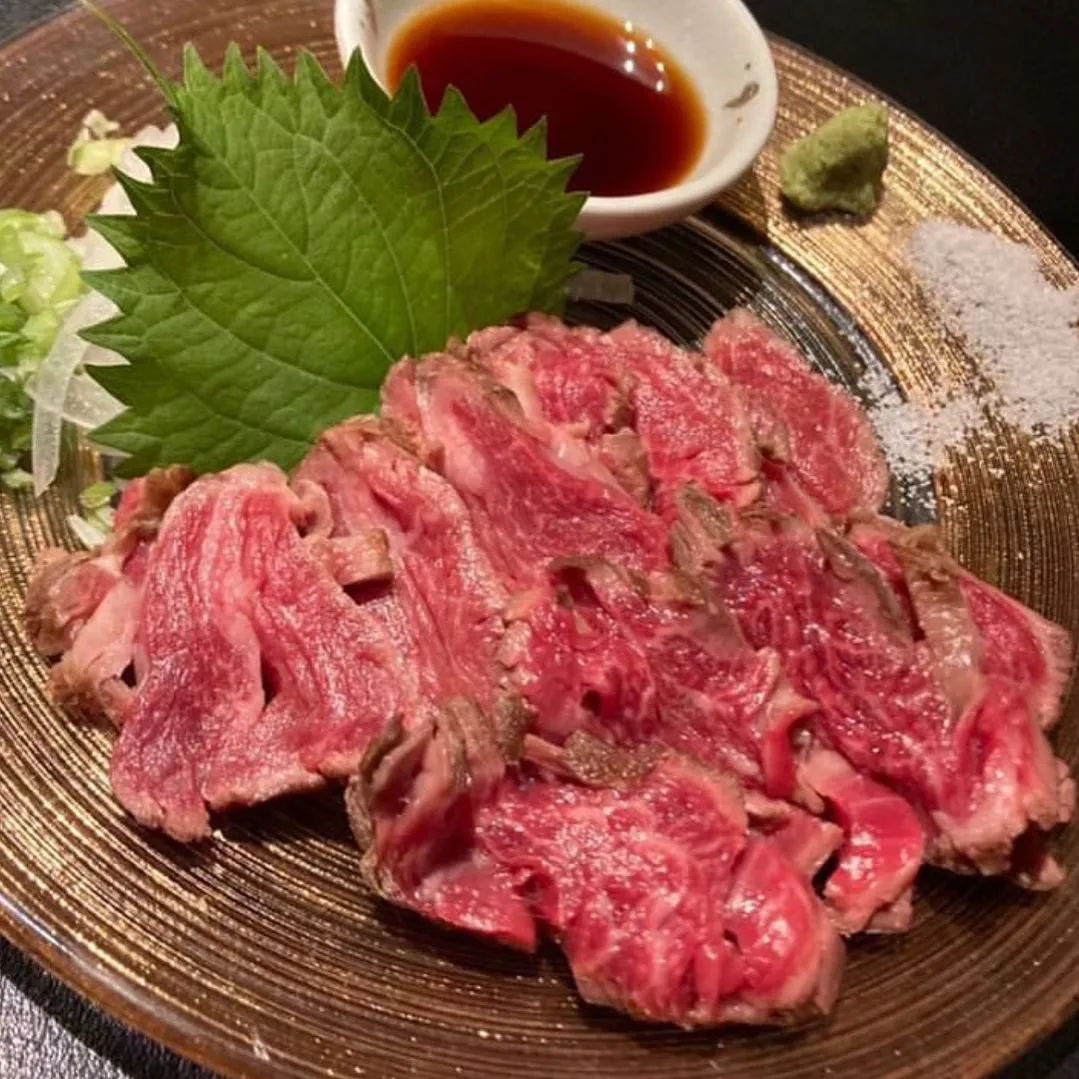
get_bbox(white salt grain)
[859,361,983,481]
[859,219,1079,488]
[908,220,1079,434]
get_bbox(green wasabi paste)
[779,104,889,215]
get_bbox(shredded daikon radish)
[66,514,109,550]
[30,292,118,494]
[29,369,124,430]
[29,122,179,496]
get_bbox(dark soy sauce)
[386,0,707,197]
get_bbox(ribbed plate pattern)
[0,2,1075,1077]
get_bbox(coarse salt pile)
[858,362,984,482]
[861,219,1079,488]
[908,220,1079,433]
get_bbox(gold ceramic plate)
[1,2,1077,1077]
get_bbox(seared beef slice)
[348,716,843,1028]
[467,314,761,514]
[295,416,510,712]
[26,309,1074,1030]
[383,351,670,582]
[100,465,405,840]
[25,466,194,724]
[303,381,846,1023]
[702,309,889,517]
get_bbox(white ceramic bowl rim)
[334,0,778,232]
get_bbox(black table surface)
[0,1,1077,1076]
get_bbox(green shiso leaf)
[83,41,585,476]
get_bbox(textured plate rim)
[0,5,1075,1079]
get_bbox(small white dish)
[334,0,778,240]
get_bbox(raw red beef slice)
[468,315,761,513]
[513,555,910,933]
[349,715,843,1027]
[109,464,406,841]
[712,517,1071,882]
[849,517,1073,732]
[801,748,924,933]
[383,354,670,743]
[527,557,815,801]
[382,353,670,584]
[852,519,1073,882]
[702,309,889,517]
[488,754,842,1026]
[25,466,194,725]
[348,702,536,950]
[295,416,511,712]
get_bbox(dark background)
[0,1,1077,1076]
